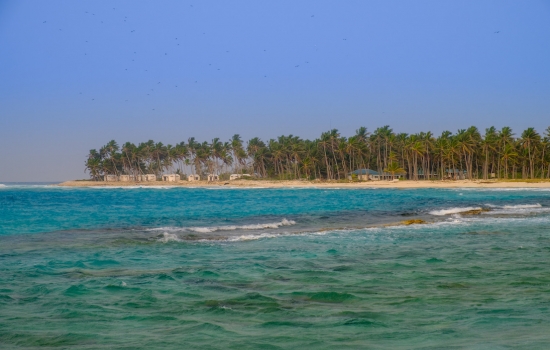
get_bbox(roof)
[349,169,379,175]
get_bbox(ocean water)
[1,184,550,349]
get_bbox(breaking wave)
[429,207,482,216]
[429,203,546,216]
[149,219,296,233]
[500,204,541,209]
[157,232,184,243]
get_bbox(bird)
[494,31,500,34]
[43,21,46,23]
[311,15,314,17]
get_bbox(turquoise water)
[1,184,550,349]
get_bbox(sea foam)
[149,219,296,233]
[157,232,184,243]
[429,207,482,216]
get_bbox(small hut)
[119,175,131,182]
[188,174,200,181]
[139,174,156,182]
[347,169,402,181]
[445,169,467,180]
[207,174,219,182]
[104,175,117,182]
[162,174,181,182]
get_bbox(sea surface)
[1,183,550,349]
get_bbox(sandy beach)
[58,179,550,189]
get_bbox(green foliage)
[85,125,550,181]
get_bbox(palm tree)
[520,127,540,179]
[384,162,406,180]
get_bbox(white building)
[119,175,135,182]
[188,174,200,181]
[207,174,219,182]
[104,175,117,182]
[138,174,156,182]
[162,174,180,182]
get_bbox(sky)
[1,0,549,181]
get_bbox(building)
[136,174,156,181]
[119,175,135,182]
[188,174,200,181]
[229,174,251,180]
[104,175,117,182]
[445,169,467,180]
[162,174,180,182]
[347,169,403,181]
[207,174,219,182]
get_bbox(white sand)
[58,179,550,189]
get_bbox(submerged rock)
[461,208,491,215]
[400,219,427,225]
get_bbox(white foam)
[429,207,482,216]
[454,187,550,192]
[148,219,296,233]
[502,203,542,209]
[157,232,183,243]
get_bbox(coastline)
[57,179,550,189]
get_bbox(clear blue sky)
[1,0,549,181]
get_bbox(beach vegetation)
[85,126,550,181]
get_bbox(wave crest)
[149,219,296,233]
[157,232,183,243]
[429,207,482,216]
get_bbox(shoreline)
[57,179,550,189]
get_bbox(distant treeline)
[85,126,550,181]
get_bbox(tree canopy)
[85,126,550,181]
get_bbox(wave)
[429,203,547,216]
[502,204,542,209]
[157,232,184,243]
[429,207,482,216]
[149,219,296,233]
[454,188,550,192]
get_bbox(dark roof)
[349,169,379,175]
